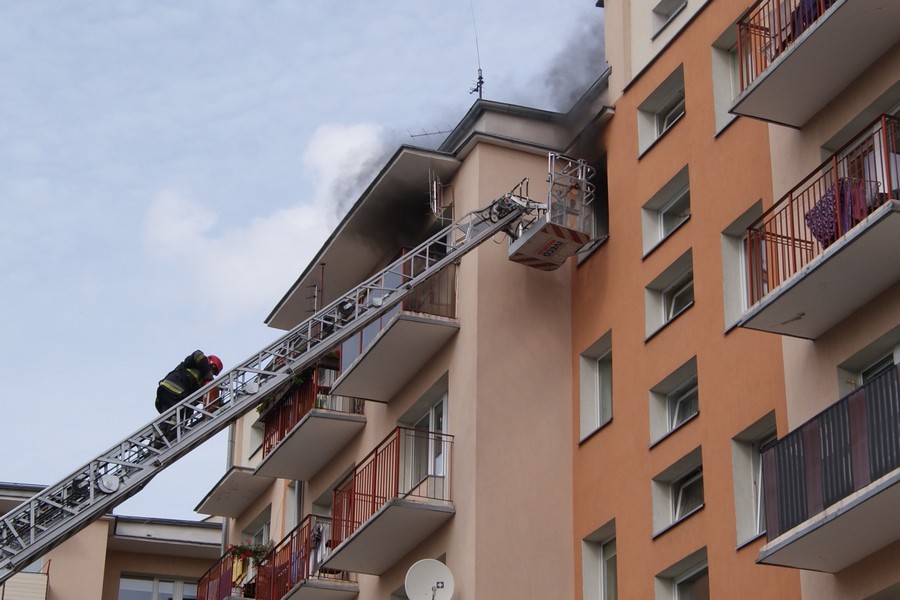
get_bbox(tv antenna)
[469,1,484,98]
[405,559,455,600]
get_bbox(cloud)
[141,122,393,323]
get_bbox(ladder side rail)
[0,187,535,582]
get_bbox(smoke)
[541,15,607,112]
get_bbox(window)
[650,357,699,442]
[646,250,694,337]
[118,576,197,600]
[673,467,704,521]
[664,272,694,322]
[668,377,699,431]
[638,66,686,154]
[582,521,617,600]
[412,394,447,479]
[732,411,777,544]
[712,25,740,132]
[837,336,900,397]
[580,331,613,440]
[657,92,686,137]
[642,167,691,253]
[654,548,708,600]
[652,448,703,534]
[674,564,709,600]
[652,0,688,35]
[721,201,764,329]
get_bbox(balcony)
[321,427,455,575]
[197,553,243,600]
[733,0,900,127]
[196,466,275,518]
[255,356,365,482]
[332,263,459,403]
[759,364,900,572]
[740,114,900,339]
[256,515,357,600]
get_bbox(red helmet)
[208,355,223,376]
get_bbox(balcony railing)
[340,263,457,371]
[762,363,900,540]
[737,0,837,92]
[261,357,364,458]
[255,515,355,600]
[197,553,241,600]
[331,427,453,548]
[745,114,900,305]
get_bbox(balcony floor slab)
[759,467,900,572]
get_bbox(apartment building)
[194,83,614,597]
[574,0,900,599]
[0,482,221,600]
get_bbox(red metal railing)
[196,553,240,600]
[254,515,355,600]
[331,427,453,548]
[261,356,364,458]
[745,114,900,305]
[341,263,457,371]
[762,363,900,540]
[737,0,837,91]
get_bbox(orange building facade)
[573,0,900,598]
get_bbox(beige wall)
[46,520,108,600]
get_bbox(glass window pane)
[182,582,198,600]
[158,580,174,600]
[119,577,154,600]
[676,567,709,600]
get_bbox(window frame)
[580,332,614,440]
[672,467,704,522]
[667,377,699,431]
[663,271,695,322]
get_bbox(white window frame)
[660,187,691,238]
[582,521,617,600]
[638,66,686,154]
[601,538,617,600]
[652,448,703,534]
[721,201,764,329]
[412,394,447,477]
[657,91,686,137]
[646,250,694,337]
[667,377,699,431]
[650,357,698,443]
[118,576,198,600]
[672,467,704,522]
[712,26,740,133]
[652,0,688,35]
[751,432,777,536]
[580,331,614,440]
[642,167,690,254]
[732,411,777,545]
[663,271,694,322]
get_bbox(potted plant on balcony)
[226,540,273,567]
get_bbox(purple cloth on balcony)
[804,179,868,248]
[805,185,839,248]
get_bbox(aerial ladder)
[0,153,595,584]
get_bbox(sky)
[0,1,605,521]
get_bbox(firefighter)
[155,350,223,414]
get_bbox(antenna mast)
[469,2,484,98]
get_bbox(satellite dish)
[404,559,455,600]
